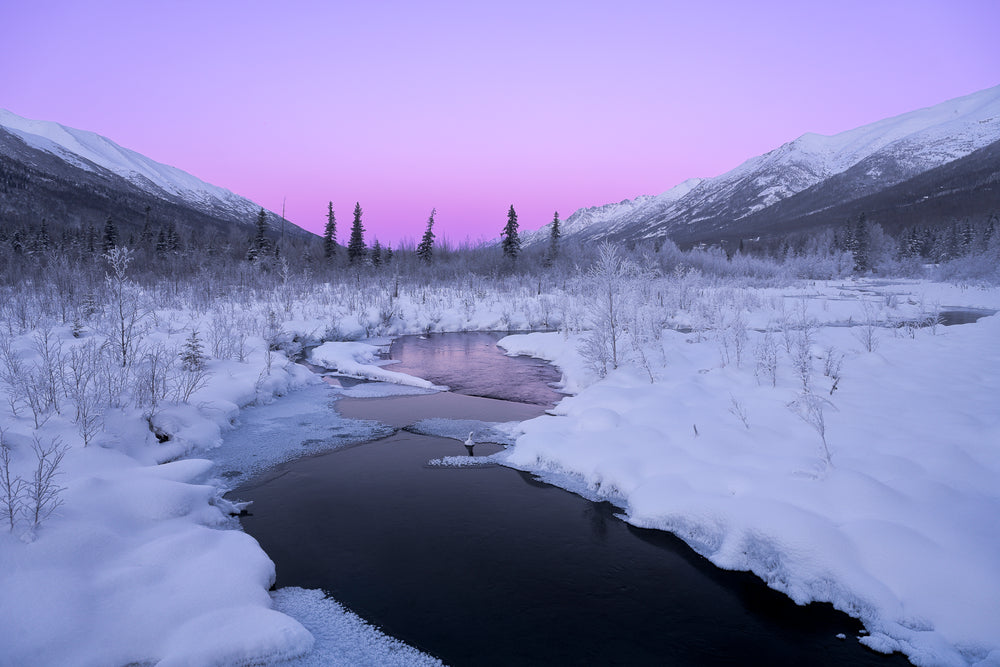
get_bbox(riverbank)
[496,280,1000,667]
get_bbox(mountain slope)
[0,109,310,238]
[537,85,1000,246]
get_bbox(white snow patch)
[310,342,445,390]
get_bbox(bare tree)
[64,340,104,446]
[788,393,836,467]
[728,394,751,429]
[580,242,638,376]
[0,431,26,532]
[28,436,68,529]
[855,300,881,352]
[104,247,146,369]
[754,329,779,387]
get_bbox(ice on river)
[210,383,393,483]
[409,417,522,446]
[273,588,444,667]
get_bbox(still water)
[236,333,908,666]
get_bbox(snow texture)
[273,588,444,666]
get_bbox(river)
[232,332,909,666]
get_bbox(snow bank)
[498,331,596,394]
[0,322,430,666]
[0,446,312,666]
[499,285,1000,667]
[310,342,445,390]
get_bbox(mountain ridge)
[534,85,1000,247]
[0,109,311,239]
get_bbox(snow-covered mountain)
[536,85,1000,246]
[0,109,308,237]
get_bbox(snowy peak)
[543,85,1000,245]
[552,177,705,239]
[0,108,292,232]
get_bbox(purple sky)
[2,1,998,244]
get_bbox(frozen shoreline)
[496,280,1000,667]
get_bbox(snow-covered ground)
[498,280,1000,667]
[0,297,457,665]
[1,273,997,666]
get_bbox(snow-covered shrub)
[854,301,881,352]
[27,436,68,530]
[754,330,779,387]
[579,242,640,375]
[0,431,25,532]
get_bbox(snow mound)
[310,342,445,390]
[331,380,438,398]
[159,605,314,667]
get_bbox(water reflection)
[388,332,563,405]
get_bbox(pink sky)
[2,1,998,244]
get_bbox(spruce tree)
[417,208,436,263]
[36,219,51,251]
[502,205,520,261]
[323,202,337,259]
[102,216,119,254]
[547,211,561,263]
[249,208,269,260]
[86,224,98,254]
[347,202,366,264]
[849,213,870,273]
[372,239,383,268]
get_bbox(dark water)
[937,308,996,326]
[235,334,909,666]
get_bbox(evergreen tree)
[903,227,922,258]
[849,213,870,273]
[86,224,98,254]
[179,330,206,371]
[102,216,119,254]
[347,202,366,264]
[35,219,51,252]
[323,202,337,259]
[247,208,269,261]
[417,208,436,263]
[501,205,520,261]
[547,211,561,264]
[371,239,383,268]
[384,245,394,265]
[254,208,268,252]
[165,222,180,252]
[139,206,153,246]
